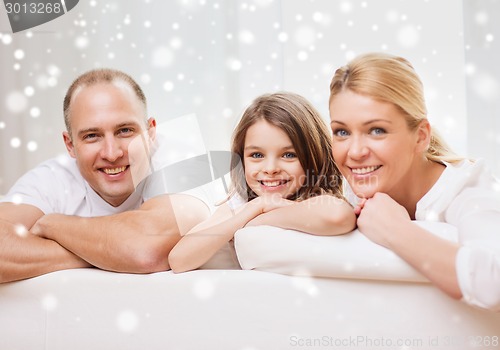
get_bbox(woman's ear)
[415,119,431,153]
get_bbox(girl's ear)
[415,119,431,154]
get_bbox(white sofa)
[1,224,499,350]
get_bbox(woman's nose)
[347,136,369,160]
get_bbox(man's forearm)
[31,194,210,274]
[32,212,177,273]
[0,221,91,283]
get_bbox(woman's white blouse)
[416,159,500,311]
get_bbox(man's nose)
[100,136,124,162]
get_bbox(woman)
[329,52,500,311]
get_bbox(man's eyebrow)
[77,121,143,137]
[116,121,143,128]
[77,127,100,137]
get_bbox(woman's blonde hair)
[329,52,464,164]
[230,92,343,202]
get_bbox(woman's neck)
[391,159,446,220]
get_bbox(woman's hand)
[356,192,411,248]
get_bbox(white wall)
[0,0,497,194]
[463,0,500,176]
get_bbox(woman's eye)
[283,152,297,159]
[333,129,349,137]
[370,127,386,135]
[250,152,264,159]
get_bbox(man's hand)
[30,214,61,239]
[0,203,92,284]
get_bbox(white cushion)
[234,221,458,282]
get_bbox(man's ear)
[415,119,431,154]
[147,117,157,142]
[63,131,77,158]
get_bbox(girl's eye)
[333,129,349,137]
[370,127,386,135]
[283,152,297,159]
[250,152,264,159]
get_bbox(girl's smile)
[243,120,305,199]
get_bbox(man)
[0,69,209,283]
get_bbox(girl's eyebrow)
[244,145,295,151]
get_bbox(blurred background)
[0,0,498,194]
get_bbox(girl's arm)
[356,193,462,299]
[246,194,356,236]
[168,196,290,273]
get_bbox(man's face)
[63,82,155,207]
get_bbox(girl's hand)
[356,192,411,248]
[252,194,294,214]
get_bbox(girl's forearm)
[169,201,263,273]
[246,195,356,236]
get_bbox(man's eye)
[83,133,98,140]
[118,128,134,135]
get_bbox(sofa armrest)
[234,221,458,282]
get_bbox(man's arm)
[0,203,91,284]
[31,194,210,273]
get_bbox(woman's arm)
[168,195,291,273]
[246,195,356,236]
[356,193,462,299]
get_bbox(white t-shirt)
[415,159,500,311]
[1,154,149,217]
[0,134,222,216]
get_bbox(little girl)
[168,92,356,273]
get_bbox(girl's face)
[329,90,424,199]
[243,119,306,199]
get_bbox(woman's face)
[329,90,424,199]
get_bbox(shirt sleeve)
[455,209,500,311]
[0,161,74,214]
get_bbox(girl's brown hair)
[230,92,343,202]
